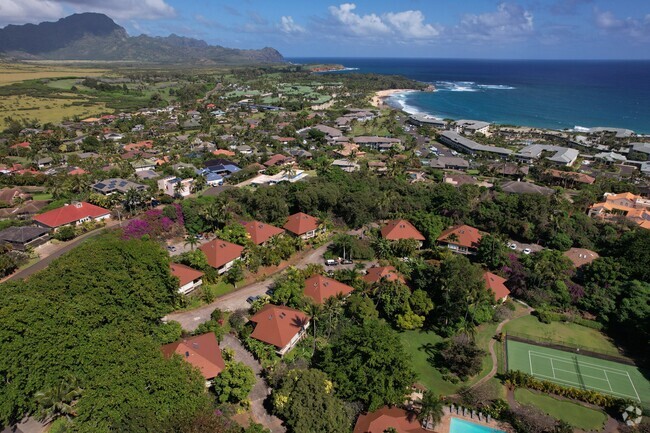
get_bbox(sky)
[1,0,649,59]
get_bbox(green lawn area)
[515,388,608,431]
[31,192,53,201]
[503,315,621,356]
[212,281,236,297]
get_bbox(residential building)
[170,263,204,295]
[264,154,293,167]
[303,274,355,304]
[92,178,148,195]
[203,159,240,176]
[353,136,401,152]
[331,159,360,172]
[123,140,153,152]
[33,202,111,229]
[545,169,595,185]
[353,406,427,433]
[380,219,425,243]
[161,333,225,384]
[594,151,627,164]
[0,188,31,205]
[158,176,193,197]
[363,266,405,285]
[483,271,510,303]
[283,212,320,240]
[205,172,224,186]
[563,248,599,268]
[247,169,308,187]
[501,180,555,196]
[241,220,285,245]
[455,119,491,136]
[199,239,244,274]
[437,224,483,255]
[516,144,579,166]
[0,226,50,251]
[630,142,650,156]
[439,131,511,157]
[408,114,447,129]
[249,304,310,356]
[428,156,470,170]
[588,192,650,229]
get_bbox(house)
[335,142,366,158]
[331,159,360,172]
[437,224,482,255]
[309,124,343,140]
[0,188,31,205]
[594,151,627,164]
[380,219,425,243]
[408,114,447,129]
[204,159,240,176]
[236,145,254,155]
[483,271,510,303]
[516,144,579,167]
[283,212,320,240]
[161,333,225,383]
[303,274,355,304]
[37,157,53,169]
[563,248,599,268]
[353,136,401,152]
[487,162,529,177]
[438,131,511,157]
[353,406,427,433]
[501,180,555,196]
[0,226,50,251]
[264,154,293,167]
[199,239,244,274]
[247,169,308,187]
[428,156,470,170]
[444,174,493,188]
[123,140,153,152]
[455,119,491,136]
[588,192,650,229]
[363,266,406,285]
[241,220,285,245]
[545,169,595,185]
[205,172,224,186]
[92,178,148,195]
[33,202,111,229]
[249,304,310,356]
[212,149,236,157]
[158,176,193,197]
[170,263,204,295]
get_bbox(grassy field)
[515,388,608,431]
[503,315,621,356]
[0,95,107,128]
[0,63,105,86]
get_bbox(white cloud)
[0,0,65,25]
[328,3,391,37]
[60,0,176,20]
[457,2,534,41]
[594,9,650,41]
[384,10,441,39]
[280,16,305,34]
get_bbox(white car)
[509,243,517,250]
[523,248,532,255]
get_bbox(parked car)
[325,259,339,266]
[523,248,532,255]
[246,295,260,304]
[341,259,353,265]
[166,245,177,252]
[265,288,274,296]
[509,243,517,250]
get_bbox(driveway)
[220,335,286,433]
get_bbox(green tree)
[34,377,83,422]
[476,234,509,270]
[271,369,350,433]
[224,260,244,288]
[212,361,256,404]
[417,391,444,428]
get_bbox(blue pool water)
[450,417,506,433]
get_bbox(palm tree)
[304,302,322,357]
[457,317,477,341]
[184,236,200,251]
[417,391,444,430]
[35,376,83,422]
[192,175,207,194]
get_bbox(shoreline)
[370,89,418,108]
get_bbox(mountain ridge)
[0,13,284,64]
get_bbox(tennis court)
[507,339,650,406]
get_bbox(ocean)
[288,57,650,134]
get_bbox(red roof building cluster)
[161,333,225,380]
[354,407,428,433]
[249,304,309,349]
[303,274,355,304]
[33,201,110,228]
[380,219,425,241]
[199,239,244,269]
[241,220,285,245]
[283,212,319,236]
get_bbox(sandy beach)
[370,88,417,108]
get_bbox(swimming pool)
[450,417,506,433]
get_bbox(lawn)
[0,94,107,128]
[31,192,53,201]
[212,281,236,297]
[503,315,621,356]
[514,388,608,431]
[0,63,104,86]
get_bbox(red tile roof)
[33,201,110,228]
[123,140,153,152]
[199,239,244,269]
[381,219,425,241]
[212,149,236,156]
[67,167,89,176]
[363,266,405,285]
[264,154,291,167]
[241,220,285,245]
[353,407,427,433]
[10,141,31,149]
[250,304,309,349]
[437,224,482,249]
[547,169,595,184]
[161,333,225,379]
[304,274,355,304]
[483,271,510,301]
[170,263,204,287]
[283,212,319,236]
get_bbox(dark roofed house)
[92,178,148,195]
[249,304,310,355]
[0,226,50,251]
[161,333,225,384]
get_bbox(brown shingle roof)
[303,274,355,304]
[380,219,425,241]
[353,406,427,433]
[241,220,285,245]
[437,225,482,250]
[249,304,309,349]
[160,333,225,379]
[283,212,319,236]
[199,239,244,269]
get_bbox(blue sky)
[1,0,649,59]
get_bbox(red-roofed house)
[123,140,153,152]
[363,266,406,285]
[264,154,293,167]
[437,224,483,255]
[483,271,510,302]
[250,304,310,355]
[304,274,355,304]
[381,219,425,243]
[199,239,244,274]
[283,212,321,240]
[10,141,31,150]
[170,263,204,295]
[241,220,285,245]
[353,406,427,433]
[33,201,111,229]
[161,333,225,385]
[67,167,89,176]
[212,149,236,157]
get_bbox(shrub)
[54,225,76,241]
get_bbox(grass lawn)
[503,315,621,356]
[31,192,53,201]
[212,281,236,297]
[515,388,608,431]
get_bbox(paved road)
[165,243,331,331]
[221,335,286,433]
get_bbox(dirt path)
[221,335,286,433]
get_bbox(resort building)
[438,131,511,157]
[380,219,425,243]
[249,304,310,356]
[483,271,511,303]
[588,192,650,229]
[454,119,491,136]
[353,136,402,152]
[516,144,579,167]
[241,220,285,245]
[354,406,427,433]
[408,114,448,129]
